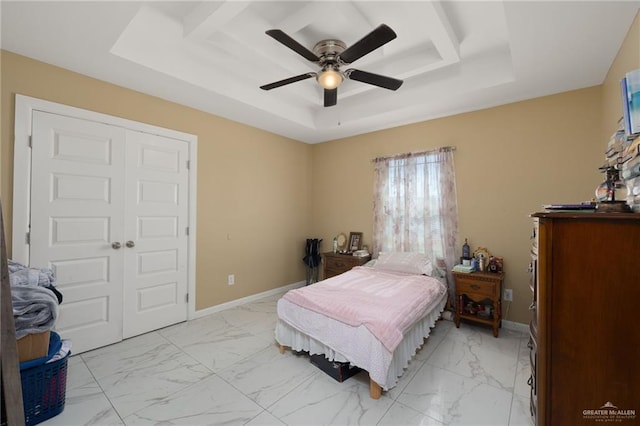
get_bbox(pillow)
[432,257,447,278]
[372,252,433,276]
[363,259,377,268]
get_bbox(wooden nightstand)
[453,271,504,337]
[322,252,371,279]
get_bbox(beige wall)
[602,11,640,140]
[0,51,313,310]
[310,88,604,324]
[310,11,640,325]
[1,10,638,323]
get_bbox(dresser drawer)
[528,327,538,406]
[529,317,538,341]
[528,334,537,372]
[531,219,539,254]
[529,252,537,294]
[456,278,496,298]
[530,389,537,421]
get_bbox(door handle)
[126,240,135,248]
[111,242,122,249]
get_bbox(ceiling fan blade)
[346,69,403,91]
[266,29,320,62]
[260,73,315,90]
[339,24,397,64]
[324,88,337,107]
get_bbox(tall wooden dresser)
[529,212,640,425]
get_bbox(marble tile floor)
[40,293,534,426]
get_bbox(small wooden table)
[453,271,504,337]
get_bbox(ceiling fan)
[260,24,403,107]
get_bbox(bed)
[275,252,448,399]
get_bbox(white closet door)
[30,112,191,354]
[122,130,189,338]
[30,111,126,353]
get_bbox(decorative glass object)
[595,166,631,212]
[462,238,471,260]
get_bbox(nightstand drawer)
[456,279,496,297]
[324,267,345,279]
[325,256,357,270]
[322,252,371,280]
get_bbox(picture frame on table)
[472,247,491,265]
[348,232,363,252]
[488,256,504,273]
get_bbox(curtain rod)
[371,146,456,163]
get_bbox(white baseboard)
[502,320,529,334]
[440,311,528,334]
[192,280,305,319]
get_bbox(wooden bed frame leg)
[369,379,382,399]
[279,344,285,354]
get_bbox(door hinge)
[28,135,32,148]
[186,160,190,170]
[185,293,189,303]
[186,227,189,236]
[26,231,30,244]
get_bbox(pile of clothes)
[9,260,72,370]
[8,260,62,339]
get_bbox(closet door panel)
[122,130,189,338]
[30,111,126,353]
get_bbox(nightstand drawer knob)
[471,284,481,290]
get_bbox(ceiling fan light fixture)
[317,67,343,89]
[262,25,402,106]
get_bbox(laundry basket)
[20,352,69,426]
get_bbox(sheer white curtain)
[372,148,459,305]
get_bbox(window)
[373,148,459,294]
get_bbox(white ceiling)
[2,1,639,143]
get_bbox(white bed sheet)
[275,286,447,390]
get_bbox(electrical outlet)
[228,274,235,285]
[503,288,513,301]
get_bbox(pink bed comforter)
[282,266,446,352]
